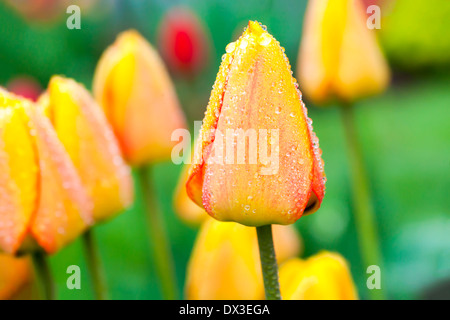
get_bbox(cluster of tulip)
[0,28,186,299]
[1,0,390,300]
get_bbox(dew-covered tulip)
[158,6,210,76]
[0,254,33,300]
[39,76,133,222]
[186,21,325,227]
[93,30,187,166]
[185,217,302,299]
[0,89,92,254]
[279,251,358,300]
[297,0,390,105]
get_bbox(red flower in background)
[7,76,42,102]
[158,7,210,76]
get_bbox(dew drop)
[225,42,236,53]
[259,33,272,46]
[240,39,248,50]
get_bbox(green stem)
[340,104,385,300]
[256,225,281,300]
[31,251,55,300]
[137,166,178,300]
[82,229,108,300]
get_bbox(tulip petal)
[279,252,358,300]
[43,76,133,221]
[186,45,234,208]
[173,164,206,226]
[0,95,38,254]
[27,106,93,254]
[0,254,32,299]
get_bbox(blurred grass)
[0,0,448,300]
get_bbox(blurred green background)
[0,0,449,300]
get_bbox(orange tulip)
[39,76,133,222]
[0,89,92,254]
[186,217,302,299]
[0,254,33,300]
[93,30,187,166]
[297,0,390,104]
[279,251,358,300]
[186,21,325,227]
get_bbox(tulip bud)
[279,251,358,300]
[39,76,133,222]
[185,217,302,299]
[93,30,187,166]
[186,21,325,227]
[297,0,390,105]
[0,254,33,300]
[158,6,210,76]
[0,89,92,254]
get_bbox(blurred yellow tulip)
[298,0,390,104]
[185,217,302,299]
[0,254,33,300]
[279,251,358,300]
[0,89,92,254]
[93,30,187,166]
[39,76,134,222]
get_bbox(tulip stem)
[340,104,385,300]
[138,166,178,300]
[31,251,55,300]
[82,229,109,300]
[256,225,281,300]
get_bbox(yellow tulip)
[185,217,302,299]
[93,30,187,166]
[0,254,33,300]
[0,89,92,254]
[298,0,390,104]
[186,21,325,227]
[279,251,358,300]
[39,76,134,222]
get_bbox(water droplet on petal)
[225,42,236,53]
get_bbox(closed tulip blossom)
[0,89,92,255]
[93,30,187,166]
[186,218,302,300]
[298,0,390,105]
[186,21,325,299]
[39,76,133,222]
[186,21,325,227]
[279,252,358,300]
